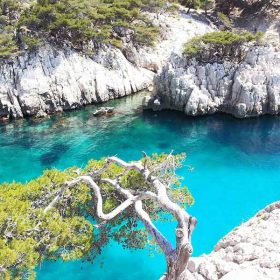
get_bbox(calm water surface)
[1,92,280,279]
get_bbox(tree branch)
[107,156,144,173]
[100,175,174,256]
[43,178,81,214]
[108,155,194,237]
[135,200,174,256]
[44,176,138,221]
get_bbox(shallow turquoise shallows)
[1,92,280,279]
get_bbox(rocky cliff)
[144,7,280,118]
[0,45,153,118]
[0,9,212,119]
[2,5,279,120]
[145,43,280,118]
[179,201,280,280]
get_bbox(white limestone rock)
[0,45,156,118]
[178,201,280,280]
[220,267,271,280]
[148,45,280,118]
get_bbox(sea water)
[1,92,280,279]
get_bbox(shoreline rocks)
[178,201,280,280]
[1,6,279,120]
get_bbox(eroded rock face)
[0,45,153,118]
[146,44,280,118]
[178,201,280,280]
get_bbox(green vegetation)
[184,31,264,56]
[215,0,273,15]
[0,0,23,57]
[217,12,233,29]
[179,0,214,13]
[0,0,218,58]
[0,33,18,57]
[0,154,193,279]
[18,0,165,48]
[0,0,173,58]
[199,0,214,14]
[21,35,42,49]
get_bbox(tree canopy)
[0,0,219,58]
[183,30,264,58]
[0,0,177,58]
[215,0,274,15]
[0,153,194,280]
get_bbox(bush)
[217,12,233,29]
[179,0,214,12]
[183,31,264,56]
[0,0,177,57]
[134,24,160,46]
[0,33,18,57]
[21,35,42,49]
[17,0,166,49]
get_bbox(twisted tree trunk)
[161,215,196,280]
[44,153,197,280]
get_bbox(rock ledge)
[179,201,280,280]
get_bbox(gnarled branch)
[43,154,196,280]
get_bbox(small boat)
[92,107,115,117]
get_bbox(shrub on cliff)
[0,0,174,58]
[179,0,214,13]
[215,0,276,16]
[183,30,264,56]
[0,33,18,57]
[0,0,27,57]
[217,12,233,29]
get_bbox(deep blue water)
[1,92,280,279]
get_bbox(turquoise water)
[1,92,280,279]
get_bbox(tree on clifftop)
[0,153,196,280]
[215,0,274,15]
[179,0,214,14]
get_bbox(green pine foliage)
[17,0,170,49]
[0,154,193,279]
[217,12,233,29]
[0,33,18,57]
[0,0,222,58]
[179,0,213,12]
[0,168,94,279]
[0,0,177,57]
[184,31,264,56]
[0,0,24,57]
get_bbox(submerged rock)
[178,201,280,280]
[92,107,115,117]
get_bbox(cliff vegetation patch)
[0,0,179,58]
[0,0,221,58]
[183,30,264,57]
